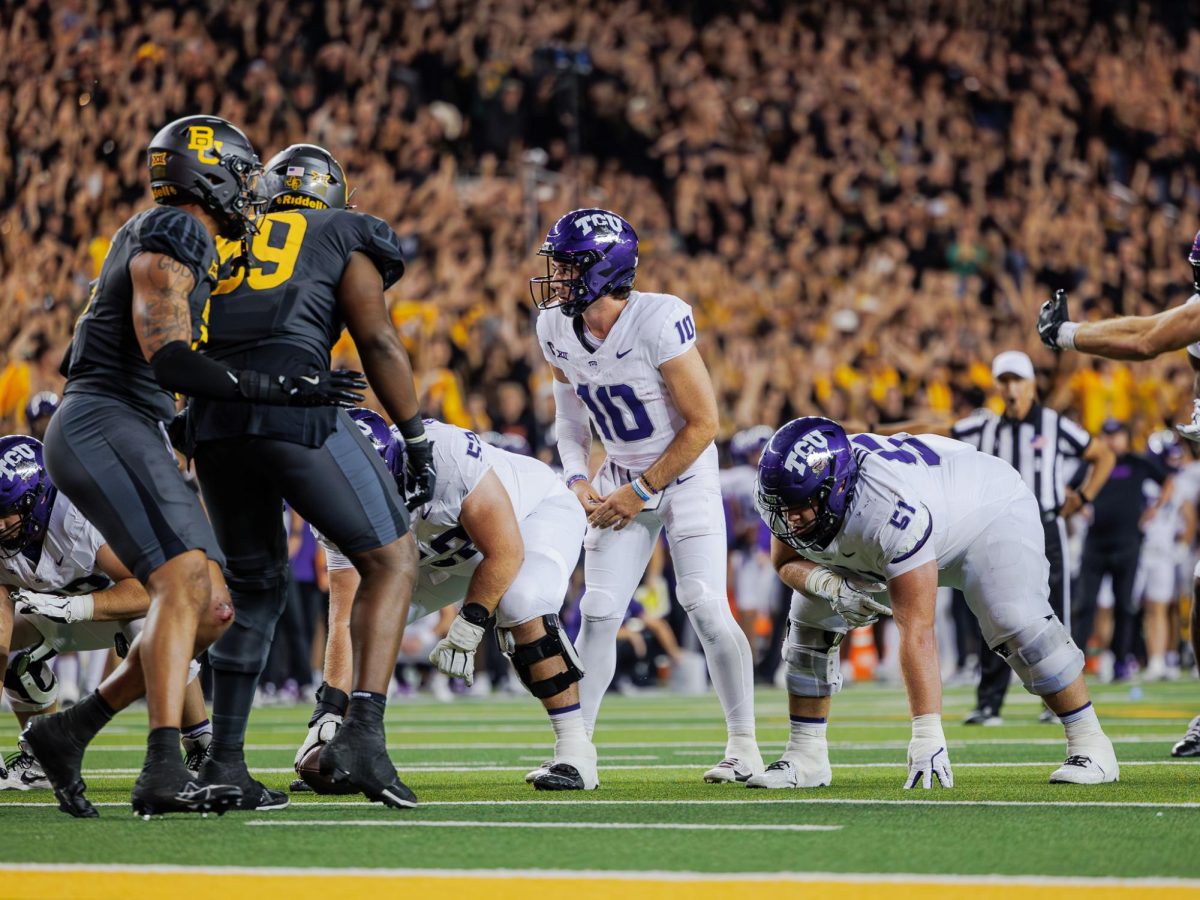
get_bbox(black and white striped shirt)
[951,405,1091,516]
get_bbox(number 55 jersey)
[322,420,583,628]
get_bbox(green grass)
[0,680,1197,880]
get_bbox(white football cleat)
[745,756,832,789]
[1049,742,1119,785]
[703,752,764,784]
[0,750,50,791]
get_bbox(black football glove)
[403,437,437,512]
[238,369,367,408]
[1037,289,1071,350]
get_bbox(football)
[295,744,357,795]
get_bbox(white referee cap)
[992,350,1035,381]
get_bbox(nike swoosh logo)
[676,475,696,484]
[301,375,320,386]
[843,551,856,558]
[616,349,634,359]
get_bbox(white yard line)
[3,797,1198,810]
[244,819,841,832]
[77,759,1198,776]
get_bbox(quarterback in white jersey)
[751,418,1118,790]
[306,413,597,790]
[531,208,760,783]
[0,436,215,795]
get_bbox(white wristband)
[76,593,95,621]
[1057,321,1079,351]
[804,566,839,601]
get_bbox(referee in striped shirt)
[951,351,1115,725]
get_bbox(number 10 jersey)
[536,290,717,475]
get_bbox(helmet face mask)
[529,208,638,317]
[147,116,264,240]
[754,418,859,552]
[0,437,53,560]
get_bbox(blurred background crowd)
[2,0,1200,702]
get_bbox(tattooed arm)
[130,252,195,360]
[129,252,366,408]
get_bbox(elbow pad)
[553,379,591,477]
[150,341,241,400]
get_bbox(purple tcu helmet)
[529,208,638,317]
[347,408,391,457]
[755,417,859,552]
[0,436,54,559]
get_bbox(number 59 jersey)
[801,433,1044,589]
[536,291,717,473]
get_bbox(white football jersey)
[0,492,112,597]
[1143,460,1200,548]
[793,433,1034,586]
[537,290,718,473]
[324,420,563,575]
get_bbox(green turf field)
[0,679,1197,891]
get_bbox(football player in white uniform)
[750,418,1118,789]
[530,209,760,783]
[0,435,217,800]
[722,427,778,662]
[298,410,597,791]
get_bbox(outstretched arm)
[1039,289,1200,361]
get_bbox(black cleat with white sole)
[532,763,588,791]
[1172,715,1200,758]
[21,714,97,818]
[130,767,243,818]
[199,756,289,811]
[318,718,417,809]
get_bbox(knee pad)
[497,614,586,700]
[579,589,623,624]
[782,619,844,697]
[4,642,59,714]
[995,614,1084,696]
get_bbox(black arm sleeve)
[150,341,242,400]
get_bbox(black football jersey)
[63,207,218,421]
[191,208,405,446]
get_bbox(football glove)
[905,714,953,789]
[238,369,367,409]
[1037,289,1071,350]
[429,607,487,685]
[14,590,95,624]
[804,566,890,628]
[294,713,342,771]
[403,437,437,512]
[1178,400,1200,444]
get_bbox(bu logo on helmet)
[187,126,222,165]
[0,442,36,481]
[576,212,624,237]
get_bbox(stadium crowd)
[2,0,1200,696]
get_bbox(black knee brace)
[497,615,585,700]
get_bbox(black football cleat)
[531,763,586,791]
[131,765,242,818]
[1172,715,1200,758]
[199,755,289,811]
[318,718,417,809]
[21,714,97,818]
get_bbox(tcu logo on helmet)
[783,431,831,477]
[575,212,623,237]
[0,442,36,481]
